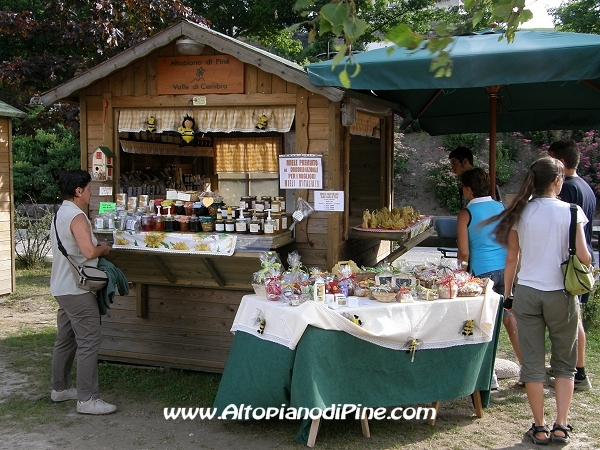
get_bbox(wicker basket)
[252,283,267,298]
[354,272,376,283]
[371,291,397,303]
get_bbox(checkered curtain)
[214,137,281,173]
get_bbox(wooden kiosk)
[41,20,426,372]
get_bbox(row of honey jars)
[239,196,285,213]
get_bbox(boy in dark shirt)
[549,139,596,391]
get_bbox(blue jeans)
[477,269,510,316]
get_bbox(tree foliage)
[294,0,534,86]
[0,0,208,108]
[12,119,81,203]
[550,0,600,34]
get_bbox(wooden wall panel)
[0,117,13,295]
[257,69,272,94]
[98,284,250,372]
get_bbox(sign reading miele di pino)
[157,56,244,95]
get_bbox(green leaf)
[285,23,302,33]
[318,18,333,35]
[386,24,423,50]
[463,0,476,10]
[294,0,314,10]
[331,44,348,69]
[472,10,485,26]
[514,0,526,8]
[308,28,317,44]
[492,5,512,21]
[343,17,368,41]
[520,9,534,23]
[339,67,351,89]
[350,62,361,78]
[321,3,348,28]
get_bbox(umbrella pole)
[487,86,500,199]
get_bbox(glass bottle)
[264,210,275,235]
[249,213,262,235]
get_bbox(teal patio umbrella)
[307,30,600,194]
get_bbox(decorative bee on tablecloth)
[461,319,476,336]
[255,114,268,130]
[403,337,422,362]
[253,309,266,334]
[341,312,363,326]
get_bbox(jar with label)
[193,202,208,217]
[179,216,189,232]
[155,214,165,231]
[271,212,282,234]
[163,215,174,232]
[261,196,271,210]
[208,202,224,217]
[175,201,185,216]
[271,199,281,213]
[126,213,141,232]
[184,201,194,216]
[216,208,223,220]
[274,196,285,212]
[200,216,215,232]
[263,210,275,235]
[227,206,234,220]
[249,213,263,235]
[254,200,265,212]
[249,196,257,210]
[235,217,249,233]
[172,215,181,232]
[240,196,252,211]
[189,215,199,232]
[256,211,267,231]
[141,214,155,231]
[281,213,289,231]
[225,219,236,233]
[94,215,105,230]
[215,219,225,232]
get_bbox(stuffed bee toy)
[404,337,422,362]
[461,319,476,336]
[341,312,363,326]
[178,115,197,147]
[255,114,268,130]
[146,116,156,133]
[253,309,266,334]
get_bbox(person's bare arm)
[575,222,592,267]
[456,209,470,269]
[504,229,520,302]
[70,214,110,259]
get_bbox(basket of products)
[370,284,396,303]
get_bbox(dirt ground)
[2,276,599,450]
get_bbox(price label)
[99,186,113,196]
[99,202,117,214]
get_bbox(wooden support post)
[472,390,484,418]
[307,418,320,448]
[135,283,148,318]
[427,401,440,426]
[360,409,371,438]
[153,255,177,284]
[200,258,225,287]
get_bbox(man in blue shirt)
[549,139,596,391]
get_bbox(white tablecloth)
[231,283,500,352]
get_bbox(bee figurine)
[146,116,156,133]
[341,312,363,326]
[255,114,268,130]
[403,337,422,362]
[178,115,197,146]
[461,319,476,336]
[253,308,266,334]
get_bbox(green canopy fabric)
[307,31,600,192]
[307,30,600,135]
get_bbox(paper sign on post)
[279,155,323,189]
[99,202,117,214]
[99,186,113,196]
[314,191,344,212]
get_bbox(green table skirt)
[214,300,503,445]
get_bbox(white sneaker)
[51,388,78,402]
[77,398,117,415]
[491,371,499,390]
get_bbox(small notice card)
[314,191,344,212]
[99,202,117,214]
[99,186,113,196]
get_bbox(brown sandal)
[526,423,550,445]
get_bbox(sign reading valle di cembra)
[157,56,244,95]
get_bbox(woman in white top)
[50,169,116,415]
[489,157,590,445]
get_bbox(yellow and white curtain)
[350,112,381,138]
[214,137,281,173]
[119,107,295,133]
